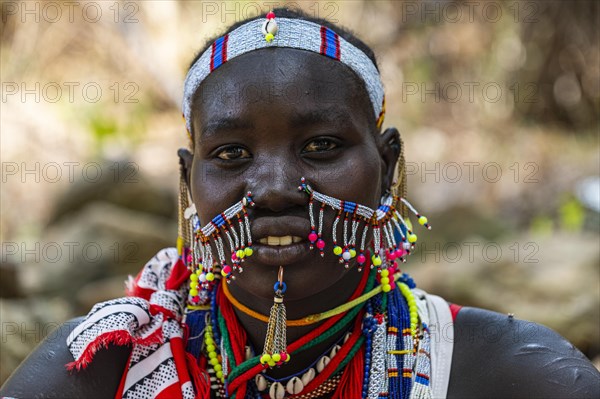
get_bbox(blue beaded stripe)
[387,289,403,398]
[343,201,358,213]
[321,26,340,60]
[211,35,228,71]
[211,213,227,228]
[415,374,430,386]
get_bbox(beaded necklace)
[185,269,432,399]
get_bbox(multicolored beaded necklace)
[184,267,432,399]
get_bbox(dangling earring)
[260,266,290,368]
[177,163,192,263]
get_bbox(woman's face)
[186,48,396,300]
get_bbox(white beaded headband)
[182,12,386,135]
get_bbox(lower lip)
[251,241,310,266]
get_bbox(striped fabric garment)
[66,248,197,399]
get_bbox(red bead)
[316,239,325,250]
[266,11,275,19]
[308,232,318,242]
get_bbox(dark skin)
[2,48,599,398]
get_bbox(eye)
[302,138,339,153]
[216,145,251,160]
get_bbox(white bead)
[269,382,285,399]
[199,273,207,283]
[255,374,267,391]
[342,251,352,260]
[286,376,304,394]
[266,20,279,35]
[329,344,341,358]
[301,368,316,385]
[316,355,330,373]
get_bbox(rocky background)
[1,0,599,382]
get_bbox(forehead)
[191,48,374,137]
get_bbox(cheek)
[311,145,382,207]
[189,157,245,223]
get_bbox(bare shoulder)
[0,317,131,398]
[447,306,600,398]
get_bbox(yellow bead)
[190,274,198,281]
[419,216,428,225]
[408,234,417,243]
[206,272,215,281]
[209,351,217,359]
[382,284,392,293]
[265,33,274,42]
[333,246,343,256]
[196,268,202,275]
[221,270,228,277]
[267,360,276,367]
[189,289,198,297]
[207,344,215,352]
[260,354,271,364]
[380,277,390,285]
[380,269,389,277]
[210,357,219,366]
[372,256,382,266]
[349,249,356,258]
[216,370,223,379]
[244,247,253,257]
[272,353,281,362]
[285,353,291,362]
[214,364,222,372]
[236,249,245,259]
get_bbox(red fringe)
[332,345,364,399]
[186,352,210,399]
[167,258,192,290]
[65,330,133,371]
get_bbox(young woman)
[2,8,598,399]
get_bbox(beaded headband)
[183,12,386,135]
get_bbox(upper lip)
[251,216,311,241]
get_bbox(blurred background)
[1,0,598,382]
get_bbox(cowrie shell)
[255,374,267,391]
[301,368,316,385]
[316,355,331,373]
[269,382,285,399]
[286,376,304,394]
[329,344,341,358]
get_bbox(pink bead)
[357,254,366,264]
[231,253,237,261]
[222,265,232,274]
[280,352,287,361]
[387,251,397,261]
[316,239,325,250]
[266,11,275,19]
[308,232,318,243]
[186,254,193,263]
[395,248,405,258]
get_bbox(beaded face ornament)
[298,177,431,273]
[186,193,255,306]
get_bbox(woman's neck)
[227,269,365,379]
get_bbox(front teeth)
[259,236,303,246]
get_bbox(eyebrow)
[201,118,254,138]
[200,106,355,139]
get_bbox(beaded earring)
[186,193,255,306]
[298,178,430,272]
[260,266,291,369]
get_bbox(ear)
[177,147,194,192]
[378,127,401,194]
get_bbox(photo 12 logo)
[1,1,140,24]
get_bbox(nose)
[247,155,307,212]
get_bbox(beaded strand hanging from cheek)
[186,193,255,306]
[298,177,431,272]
